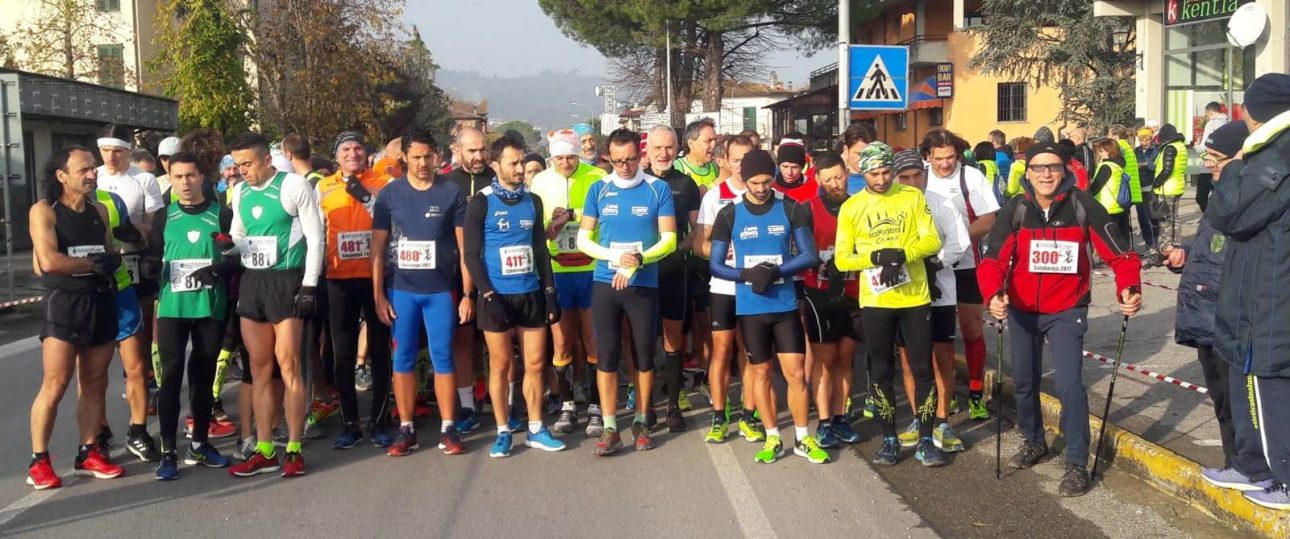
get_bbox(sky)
[407,0,825,90]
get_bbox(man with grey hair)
[676,118,719,195]
[645,125,701,431]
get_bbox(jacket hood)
[1034,127,1055,143]
[1157,124,1184,144]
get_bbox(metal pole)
[837,0,850,139]
[666,20,674,125]
[1,78,14,303]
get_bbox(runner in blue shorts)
[372,127,470,457]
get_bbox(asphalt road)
[0,311,1246,538]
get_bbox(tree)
[3,0,135,87]
[968,0,1136,132]
[495,120,542,149]
[376,26,453,141]
[153,0,254,134]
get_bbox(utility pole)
[666,20,674,125]
[837,0,850,138]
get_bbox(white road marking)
[705,441,776,538]
[0,336,40,359]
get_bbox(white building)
[0,0,163,92]
[685,82,797,142]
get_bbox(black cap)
[741,148,777,180]
[1025,141,1068,163]
[776,144,806,167]
[1205,122,1250,158]
[1244,73,1290,122]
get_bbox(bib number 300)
[1028,240,1078,274]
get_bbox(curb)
[954,357,1289,537]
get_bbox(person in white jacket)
[1195,102,1230,212]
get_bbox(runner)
[225,132,325,478]
[442,127,492,433]
[675,118,719,195]
[371,127,469,456]
[463,135,566,457]
[771,138,816,202]
[979,141,1142,497]
[575,123,611,172]
[675,119,720,397]
[148,152,235,479]
[834,142,946,467]
[798,153,862,448]
[841,122,877,195]
[530,129,607,436]
[155,136,181,192]
[315,131,394,449]
[697,135,762,444]
[27,146,126,489]
[708,148,825,464]
[891,150,971,454]
[576,128,676,456]
[919,129,1000,421]
[645,125,701,432]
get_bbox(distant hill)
[436,69,610,134]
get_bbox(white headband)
[97,137,133,150]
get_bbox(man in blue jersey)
[372,127,471,457]
[575,128,677,456]
[463,135,566,458]
[708,148,826,464]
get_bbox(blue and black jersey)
[463,185,553,296]
[709,193,816,316]
[581,175,675,288]
[372,176,467,294]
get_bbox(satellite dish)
[1227,3,1267,48]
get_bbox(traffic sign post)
[848,45,909,111]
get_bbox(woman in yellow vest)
[1152,124,1189,253]
[1090,138,1128,238]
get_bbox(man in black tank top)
[26,146,127,490]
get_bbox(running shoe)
[388,426,418,457]
[898,419,920,448]
[354,365,372,392]
[155,452,179,481]
[816,424,840,449]
[933,423,966,453]
[97,424,114,448]
[185,443,231,468]
[506,415,524,434]
[738,415,766,443]
[370,426,394,448]
[795,435,831,464]
[593,428,622,456]
[526,426,567,452]
[968,396,990,420]
[490,432,513,458]
[185,416,236,439]
[625,385,636,411]
[754,435,784,464]
[677,391,693,412]
[127,432,162,462]
[1244,482,1290,510]
[1057,464,1090,497]
[1009,440,1049,469]
[704,414,728,444]
[307,398,340,425]
[1202,467,1275,492]
[212,399,230,422]
[281,452,307,477]
[948,396,960,416]
[665,407,686,433]
[234,437,258,461]
[554,409,576,434]
[455,408,480,434]
[682,356,700,371]
[75,449,124,479]
[333,423,364,450]
[229,452,280,477]
[632,422,654,451]
[862,396,877,420]
[439,426,466,455]
[873,436,901,466]
[586,413,605,438]
[27,456,61,490]
[832,417,861,444]
[915,437,948,467]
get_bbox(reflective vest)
[1118,139,1143,203]
[94,190,134,290]
[1153,140,1188,197]
[1005,161,1026,198]
[1093,161,1125,215]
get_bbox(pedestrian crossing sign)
[848,45,909,110]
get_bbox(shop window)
[963,11,985,28]
[895,113,908,131]
[96,0,120,12]
[997,82,1027,122]
[97,44,125,89]
[929,108,944,126]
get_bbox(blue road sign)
[848,45,909,111]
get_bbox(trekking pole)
[994,298,1005,480]
[1091,315,1131,481]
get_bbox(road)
[0,304,1245,538]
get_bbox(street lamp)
[1109,26,1130,53]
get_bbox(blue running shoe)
[1202,467,1275,492]
[155,452,179,481]
[332,423,363,449]
[625,385,637,412]
[456,408,480,434]
[832,417,861,444]
[370,426,394,448]
[1244,482,1290,510]
[915,437,948,467]
[874,436,901,466]
[816,424,840,449]
[507,415,524,434]
[184,443,231,468]
[490,432,513,458]
[525,426,567,452]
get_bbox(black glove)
[544,287,562,325]
[870,248,906,267]
[294,286,317,319]
[925,259,943,302]
[186,264,226,288]
[741,262,781,295]
[87,252,121,279]
[140,256,162,280]
[345,176,373,204]
[822,259,845,296]
[924,256,944,274]
[211,232,235,253]
[112,225,142,244]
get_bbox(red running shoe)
[27,457,61,490]
[228,452,280,477]
[439,426,466,455]
[387,426,418,457]
[592,428,622,456]
[186,416,238,439]
[280,452,307,477]
[74,450,124,479]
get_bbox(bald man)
[1068,127,1094,173]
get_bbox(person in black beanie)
[773,140,816,202]
[1208,72,1290,510]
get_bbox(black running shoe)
[126,432,162,462]
[666,407,686,433]
[1058,465,1091,497]
[1009,440,1049,470]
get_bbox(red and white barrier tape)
[0,295,43,310]
[1092,269,1179,292]
[982,318,1208,394]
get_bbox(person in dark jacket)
[978,142,1142,498]
[1161,121,1249,492]
[1207,73,1290,510]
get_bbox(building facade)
[0,0,162,93]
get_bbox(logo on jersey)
[425,205,441,218]
[187,230,200,244]
[251,206,263,219]
[631,205,648,217]
[767,224,786,235]
[739,226,759,240]
[493,210,508,217]
[603,204,618,216]
[498,219,510,231]
[520,219,534,229]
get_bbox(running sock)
[497,425,509,435]
[285,441,301,454]
[604,415,618,432]
[400,421,414,431]
[528,421,542,434]
[191,441,203,451]
[256,441,275,458]
[936,416,948,427]
[31,452,49,465]
[127,424,147,437]
[965,337,986,392]
[665,351,683,408]
[458,387,475,412]
[765,427,781,439]
[634,412,647,425]
[794,426,809,441]
[440,420,452,433]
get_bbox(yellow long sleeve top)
[834,183,943,308]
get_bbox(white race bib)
[555,222,579,253]
[169,259,210,292]
[122,254,140,284]
[607,241,644,271]
[397,239,436,270]
[241,236,279,269]
[337,230,372,260]
[499,245,535,276]
[1028,240,1079,274]
[743,254,784,285]
[864,264,912,295]
[67,245,106,258]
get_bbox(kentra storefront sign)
[1164,0,1251,26]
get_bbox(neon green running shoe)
[704,414,728,444]
[754,435,783,464]
[738,415,766,443]
[863,396,876,419]
[794,434,831,464]
[898,419,921,448]
[949,396,960,415]
[678,391,693,412]
[933,422,965,453]
[968,396,990,420]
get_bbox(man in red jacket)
[977,142,1142,497]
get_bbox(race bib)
[241,236,279,269]
[397,239,436,270]
[863,265,911,295]
[1028,240,1078,274]
[500,245,535,276]
[67,245,106,258]
[743,254,784,285]
[555,222,579,253]
[607,241,644,271]
[122,254,140,284]
[337,230,372,260]
[169,259,210,292]
[818,246,856,281]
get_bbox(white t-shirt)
[96,165,163,252]
[698,179,745,296]
[925,191,971,307]
[924,164,999,270]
